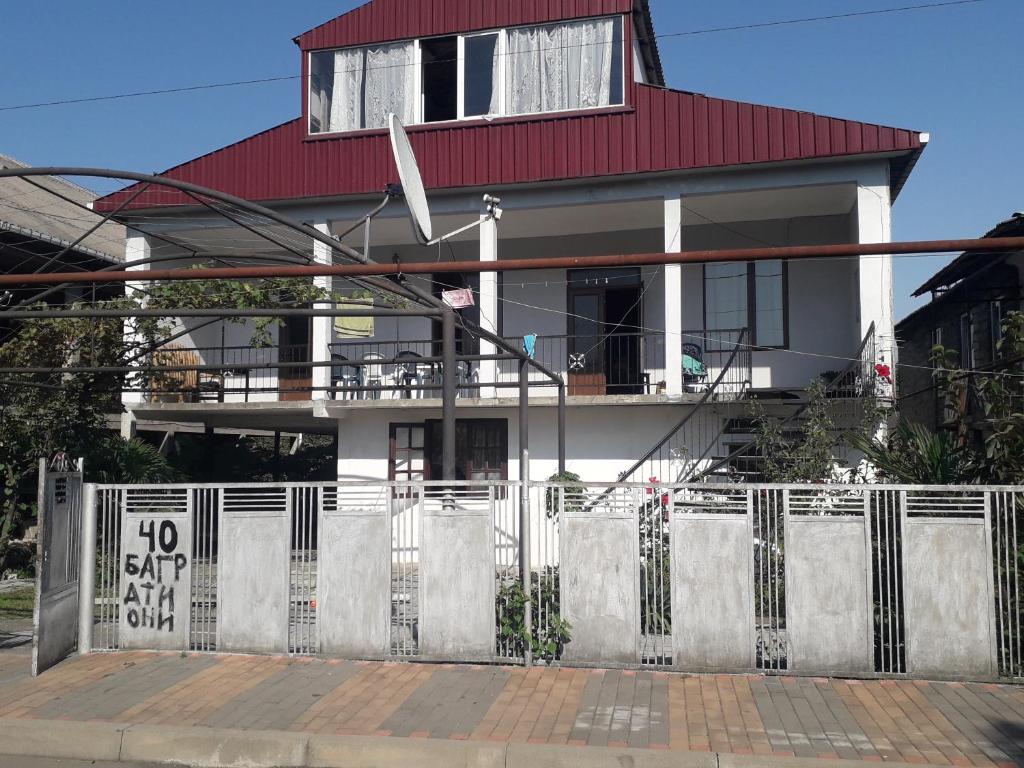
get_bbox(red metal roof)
[298,0,630,50]
[95,84,926,214]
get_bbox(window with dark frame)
[703,260,788,348]
[388,419,508,489]
[991,300,1005,361]
[960,313,975,370]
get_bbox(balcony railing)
[328,329,752,400]
[145,344,311,403]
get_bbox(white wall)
[335,403,725,485]
[679,214,860,391]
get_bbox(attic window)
[308,15,625,135]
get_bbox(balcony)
[145,344,312,404]
[326,329,751,402]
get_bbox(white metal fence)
[82,480,1024,681]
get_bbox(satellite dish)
[389,113,433,244]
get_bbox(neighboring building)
[897,213,1024,432]
[94,0,926,484]
[0,154,124,334]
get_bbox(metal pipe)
[519,359,532,667]
[441,309,457,483]
[0,307,440,320]
[78,483,98,655]
[558,384,567,474]
[5,236,1024,288]
[0,165,562,386]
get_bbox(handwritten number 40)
[138,520,178,554]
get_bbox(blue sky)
[0,0,1019,319]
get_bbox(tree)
[750,378,885,483]
[0,276,336,568]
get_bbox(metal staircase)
[610,328,753,489]
[605,323,880,491]
[689,323,880,483]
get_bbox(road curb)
[0,718,955,768]
[0,718,126,762]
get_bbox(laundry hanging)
[334,298,375,338]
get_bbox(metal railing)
[81,478,1024,680]
[691,323,880,483]
[145,343,310,402]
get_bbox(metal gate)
[32,457,84,675]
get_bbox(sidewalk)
[0,650,1022,767]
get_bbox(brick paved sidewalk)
[0,652,1022,767]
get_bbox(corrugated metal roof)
[0,154,124,261]
[912,213,1024,297]
[94,84,926,214]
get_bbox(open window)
[421,36,458,123]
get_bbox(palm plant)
[849,420,975,484]
[88,438,181,484]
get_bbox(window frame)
[306,13,627,137]
[388,423,428,485]
[960,312,975,370]
[991,299,1005,361]
[702,261,790,350]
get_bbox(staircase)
[609,329,753,489]
[690,323,881,483]
[606,323,880,490]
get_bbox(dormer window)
[308,16,624,136]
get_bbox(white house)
[95,0,925,486]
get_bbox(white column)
[478,211,499,400]
[311,221,333,401]
[122,234,151,416]
[856,183,894,368]
[664,196,684,396]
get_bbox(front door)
[279,316,312,401]
[568,269,644,395]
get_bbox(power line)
[0,0,988,114]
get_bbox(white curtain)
[328,48,364,133]
[506,18,615,115]
[363,42,415,130]
[565,18,614,109]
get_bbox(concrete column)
[664,196,684,395]
[478,211,499,399]
[856,183,894,368]
[122,234,151,409]
[311,221,333,401]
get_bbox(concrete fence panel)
[561,489,640,664]
[217,489,291,654]
[119,489,192,652]
[420,492,495,660]
[903,492,996,678]
[784,491,872,674]
[318,487,391,658]
[671,510,753,670]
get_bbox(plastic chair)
[362,352,396,400]
[331,354,360,400]
[682,343,708,392]
[396,351,425,399]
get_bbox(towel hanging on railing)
[334,298,374,338]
